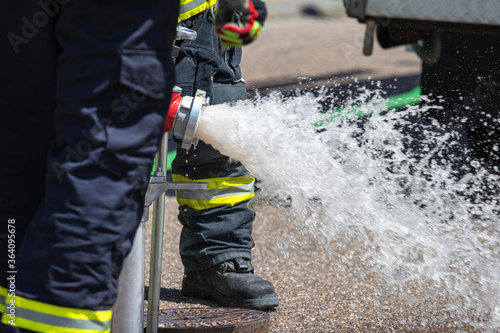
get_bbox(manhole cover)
[144,308,270,332]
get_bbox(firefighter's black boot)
[181,258,279,310]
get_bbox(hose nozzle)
[165,87,210,150]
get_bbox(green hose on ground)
[313,86,422,127]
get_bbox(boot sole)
[182,279,279,310]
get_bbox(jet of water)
[196,86,500,330]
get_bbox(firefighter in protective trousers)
[0,1,178,332]
[172,0,279,309]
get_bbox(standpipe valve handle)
[164,86,210,150]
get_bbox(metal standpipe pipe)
[146,132,168,333]
[111,221,145,332]
[112,88,210,333]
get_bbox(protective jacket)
[172,0,266,271]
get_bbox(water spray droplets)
[196,87,499,330]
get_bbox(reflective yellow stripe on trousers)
[0,287,112,333]
[179,0,217,22]
[0,286,6,315]
[173,174,255,210]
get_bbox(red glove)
[215,0,267,47]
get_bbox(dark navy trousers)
[0,0,178,325]
[172,11,255,271]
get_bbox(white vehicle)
[344,0,500,61]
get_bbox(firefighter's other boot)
[182,258,279,310]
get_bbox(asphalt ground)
[142,5,490,333]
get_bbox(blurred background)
[241,0,421,95]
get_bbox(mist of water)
[195,85,500,330]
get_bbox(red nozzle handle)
[165,90,182,133]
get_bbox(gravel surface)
[143,6,492,333]
[144,198,477,332]
[240,12,421,92]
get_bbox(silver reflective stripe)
[176,182,254,201]
[15,307,111,331]
[179,0,211,16]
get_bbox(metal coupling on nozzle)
[164,86,210,150]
